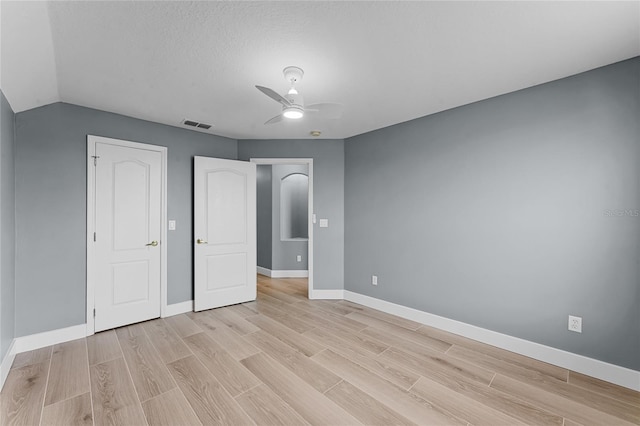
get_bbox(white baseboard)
[309,289,345,300]
[257,266,271,277]
[14,324,87,354]
[343,290,640,392]
[256,267,308,278]
[0,339,17,391]
[272,270,308,278]
[164,300,193,317]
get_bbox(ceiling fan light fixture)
[283,106,304,119]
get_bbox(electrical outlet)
[296,255,302,262]
[568,315,582,333]
[372,275,378,286]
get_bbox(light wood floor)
[2,276,638,426]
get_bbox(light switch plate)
[168,220,176,231]
[319,219,329,228]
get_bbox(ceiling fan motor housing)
[285,91,304,108]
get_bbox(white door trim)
[86,135,168,336]
[250,158,314,299]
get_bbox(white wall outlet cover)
[372,275,378,285]
[312,214,317,224]
[319,219,329,228]
[297,255,302,262]
[568,315,582,333]
[168,220,176,230]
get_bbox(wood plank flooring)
[2,275,638,425]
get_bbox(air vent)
[182,119,213,130]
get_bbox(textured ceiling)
[1,1,639,140]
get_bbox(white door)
[94,142,162,331]
[194,156,256,311]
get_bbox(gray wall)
[14,102,236,336]
[238,140,345,290]
[272,164,308,271]
[345,58,640,370]
[256,165,272,270]
[1,90,16,359]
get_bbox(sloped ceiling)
[1,1,639,139]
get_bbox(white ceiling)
[1,1,638,140]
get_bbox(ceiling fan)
[256,66,343,125]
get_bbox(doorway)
[251,158,314,298]
[86,135,167,334]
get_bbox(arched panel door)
[194,156,256,311]
[94,142,162,331]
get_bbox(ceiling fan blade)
[256,85,291,107]
[264,114,283,125]
[305,103,344,119]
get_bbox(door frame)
[86,135,168,335]
[250,158,314,298]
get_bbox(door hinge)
[91,155,100,166]
[93,232,96,242]
[93,308,96,318]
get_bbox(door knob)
[196,238,208,244]
[146,241,158,247]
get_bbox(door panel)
[112,261,149,304]
[195,157,256,311]
[94,142,162,332]
[206,170,247,245]
[206,253,247,290]
[113,160,150,249]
